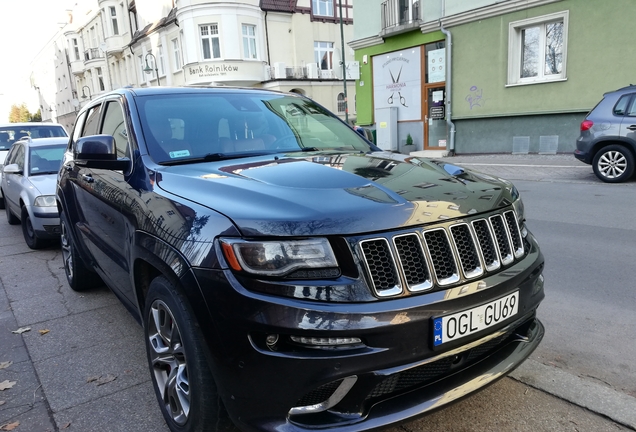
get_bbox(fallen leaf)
[0,381,17,391]
[61,422,71,429]
[11,327,31,335]
[0,362,12,369]
[0,401,5,406]
[95,374,117,386]
[0,421,20,431]
[38,329,50,335]
[86,376,100,383]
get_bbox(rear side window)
[82,104,102,136]
[613,95,632,116]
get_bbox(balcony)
[381,0,421,36]
[266,64,339,81]
[84,48,104,62]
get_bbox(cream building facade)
[31,0,357,129]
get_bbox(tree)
[30,109,42,122]
[7,104,42,122]
[8,103,30,123]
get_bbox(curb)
[510,359,636,430]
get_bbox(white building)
[31,0,358,130]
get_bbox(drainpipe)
[439,21,456,155]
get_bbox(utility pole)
[338,0,348,123]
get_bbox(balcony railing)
[84,48,104,61]
[381,0,420,30]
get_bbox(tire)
[144,276,237,432]
[5,198,19,225]
[592,144,635,183]
[60,209,102,291]
[21,206,45,249]
[0,193,5,210]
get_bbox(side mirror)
[3,163,22,175]
[74,135,130,170]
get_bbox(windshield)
[29,144,66,176]
[136,92,372,164]
[0,125,67,151]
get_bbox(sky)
[0,0,74,121]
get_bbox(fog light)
[290,336,361,346]
[521,224,528,238]
[266,334,279,347]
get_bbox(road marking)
[456,163,589,168]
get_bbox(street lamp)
[143,53,160,86]
[81,86,92,100]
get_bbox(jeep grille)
[359,210,524,298]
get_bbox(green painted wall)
[451,0,636,119]
[354,31,445,126]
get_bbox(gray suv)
[575,85,636,183]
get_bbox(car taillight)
[580,120,594,131]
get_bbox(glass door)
[424,85,447,150]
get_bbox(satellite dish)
[99,42,107,53]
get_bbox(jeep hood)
[155,152,518,236]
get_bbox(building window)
[157,45,165,76]
[72,38,80,61]
[138,55,146,84]
[337,93,345,113]
[96,67,105,91]
[200,24,221,60]
[242,24,257,59]
[508,11,568,86]
[172,38,182,71]
[110,6,119,36]
[312,0,333,16]
[314,41,334,70]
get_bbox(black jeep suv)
[56,86,545,432]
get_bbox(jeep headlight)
[34,195,57,207]
[220,238,338,276]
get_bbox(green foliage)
[7,104,41,123]
[405,133,414,145]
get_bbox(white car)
[2,137,68,249]
[0,122,67,209]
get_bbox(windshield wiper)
[285,147,321,153]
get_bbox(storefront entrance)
[423,83,447,150]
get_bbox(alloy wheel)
[148,299,190,426]
[597,151,627,179]
[60,220,74,280]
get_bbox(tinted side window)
[4,145,19,165]
[613,95,631,116]
[12,145,25,171]
[626,96,636,117]
[71,111,88,149]
[82,104,102,136]
[100,101,129,158]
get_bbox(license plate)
[432,291,519,346]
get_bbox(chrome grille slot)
[450,223,483,279]
[393,234,432,292]
[504,210,524,258]
[490,214,514,265]
[358,209,527,298]
[472,219,501,272]
[423,229,460,285]
[359,239,402,297]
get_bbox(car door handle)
[627,125,636,131]
[82,174,94,183]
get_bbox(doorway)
[423,83,447,150]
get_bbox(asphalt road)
[1,154,635,432]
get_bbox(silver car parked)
[2,137,67,249]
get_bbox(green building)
[350,0,635,155]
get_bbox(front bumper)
[27,205,60,238]
[190,234,545,432]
